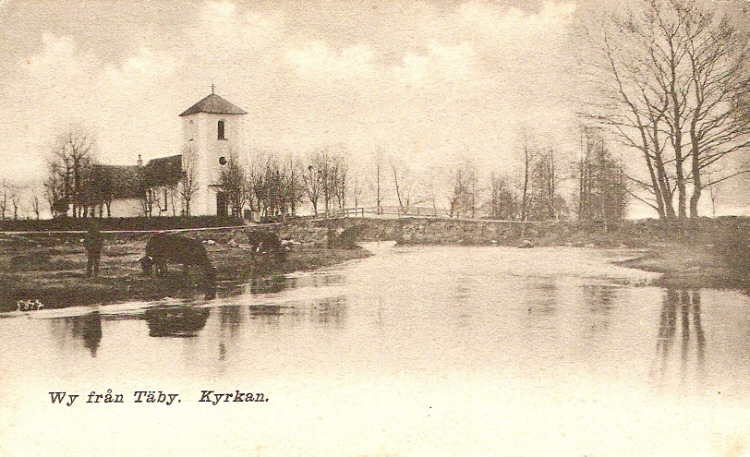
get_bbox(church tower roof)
[179,93,247,117]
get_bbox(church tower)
[179,89,247,216]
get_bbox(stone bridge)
[278,216,544,247]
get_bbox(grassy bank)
[615,243,748,289]
[0,231,371,313]
[539,218,750,290]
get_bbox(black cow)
[246,230,286,262]
[140,233,217,298]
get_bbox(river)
[1,243,749,456]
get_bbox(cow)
[245,230,286,263]
[140,233,217,298]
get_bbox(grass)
[0,232,371,313]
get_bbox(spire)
[211,83,215,94]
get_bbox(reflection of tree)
[68,312,102,357]
[656,288,706,380]
[526,279,557,316]
[311,297,347,327]
[144,306,210,338]
[582,284,617,332]
[219,306,243,336]
[246,276,287,294]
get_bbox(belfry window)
[218,120,226,140]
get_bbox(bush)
[715,223,750,274]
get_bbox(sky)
[0,0,747,217]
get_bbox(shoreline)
[0,231,372,313]
[613,244,748,290]
[1,230,746,313]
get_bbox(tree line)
[581,0,750,220]
[4,123,631,223]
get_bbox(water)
[1,244,749,456]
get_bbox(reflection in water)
[248,304,284,326]
[242,271,345,295]
[246,275,287,294]
[311,296,347,326]
[655,288,706,382]
[5,246,750,457]
[582,284,617,333]
[144,306,210,338]
[67,311,103,357]
[219,305,243,337]
[526,279,558,317]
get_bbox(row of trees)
[0,179,44,220]
[583,0,750,220]
[215,147,351,220]
[27,125,629,223]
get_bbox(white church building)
[103,91,247,218]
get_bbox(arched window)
[188,120,195,141]
[218,120,226,140]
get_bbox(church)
[102,90,247,218]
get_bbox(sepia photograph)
[0,0,749,455]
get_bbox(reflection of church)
[105,90,247,217]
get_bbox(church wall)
[108,198,142,218]
[182,111,245,217]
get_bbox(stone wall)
[278,215,750,248]
[279,217,539,246]
[398,218,538,245]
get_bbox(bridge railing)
[315,206,442,219]
[309,206,541,222]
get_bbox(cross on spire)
[211,83,215,94]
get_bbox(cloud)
[459,0,576,38]
[393,41,476,86]
[196,1,284,51]
[102,47,177,88]
[286,41,374,80]
[22,33,95,79]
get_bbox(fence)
[312,206,442,219]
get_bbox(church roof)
[179,93,247,117]
[144,154,183,188]
[92,164,142,199]
[94,155,184,201]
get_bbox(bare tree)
[519,134,535,221]
[680,2,750,217]
[250,154,303,220]
[575,128,629,224]
[581,0,750,219]
[375,146,383,214]
[390,157,421,213]
[217,150,247,217]
[446,157,478,218]
[5,181,24,220]
[708,179,720,217]
[301,161,322,216]
[29,182,43,220]
[0,180,9,220]
[179,146,200,216]
[487,173,518,220]
[530,148,564,220]
[328,149,349,211]
[47,124,97,218]
[301,147,349,216]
